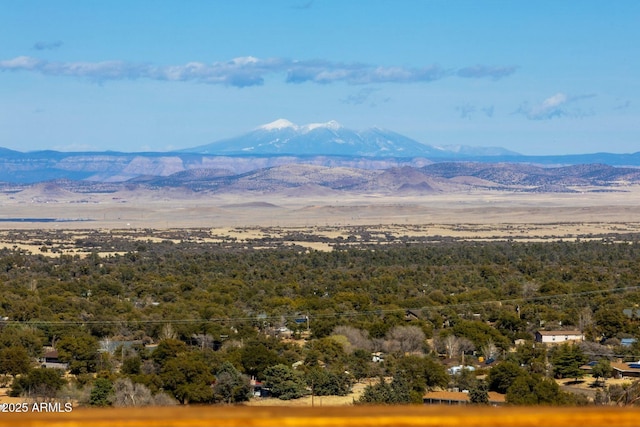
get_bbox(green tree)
[488,361,525,394]
[513,342,546,374]
[89,377,113,406]
[309,316,340,339]
[422,357,449,391]
[357,376,394,404]
[451,320,511,352]
[160,351,214,404]
[394,355,448,397]
[388,373,412,404]
[240,341,282,381]
[495,312,525,340]
[591,359,613,386]
[550,343,588,380]
[304,367,352,397]
[451,368,478,392]
[174,382,215,404]
[356,374,412,404]
[56,332,100,374]
[534,377,567,405]
[506,372,575,405]
[305,337,347,367]
[0,326,44,358]
[347,348,373,382]
[469,380,490,405]
[594,308,627,340]
[264,364,306,400]
[121,355,142,375]
[505,374,540,405]
[0,346,32,376]
[151,339,187,367]
[10,368,66,399]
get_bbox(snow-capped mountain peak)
[302,120,343,133]
[258,119,297,131]
[258,119,344,133]
[185,120,519,158]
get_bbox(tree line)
[1,233,640,405]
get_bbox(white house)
[534,330,584,344]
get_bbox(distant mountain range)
[182,119,519,158]
[130,162,640,195]
[0,120,639,195]
[5,163,640,200]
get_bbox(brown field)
[1,186,640,231]
[1,187,640,251]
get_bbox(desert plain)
[1,185,639,245]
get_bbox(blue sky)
[1,1,638,155]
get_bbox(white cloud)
[0,55,517,88]
[0,56,41,69]
[529,92,568,119]
[517,92,596,120]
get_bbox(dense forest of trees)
[2,230,640,406]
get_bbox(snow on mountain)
[185,120,455,158]
[257,119,343,133]
[302,120,343,132]
[257,119,297,131]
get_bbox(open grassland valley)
[2,225,640,419]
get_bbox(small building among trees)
[39,349,68,370]
[423,391,505,406]
[534,330,583,344]
[610,362,640,379]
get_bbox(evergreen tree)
[506,372,575,405]
[10,368,66,399]
[56,332,100,375]
[264,364,306,400]
[357,375,412,404]
[505,374,539,405]
[389,374,412,404]
[305,367,352,397]
[469,380,490,405]
[240,341,282,381]
[551,343,588,380]
[591,359,613,386]
[159,351,215,404]
[357,376,394,404]
[89,378,113,406]
[0,346,32,376]
[488,361,525,394]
